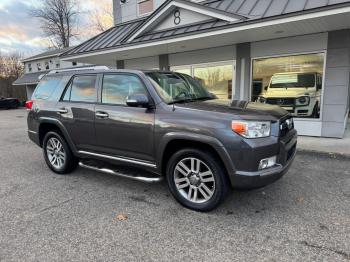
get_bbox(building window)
[251,53,325,119]
[45,61,49,70]
[72,61,77,66]
[37,63,42,71]
[138,0,153,16]
[28,64,32,72]
[172,61,234,100]
[56,61,60,68]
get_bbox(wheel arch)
[157,132,236,178]
[38,117,77,154]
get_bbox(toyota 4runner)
[26,67,297,211]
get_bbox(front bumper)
[229,130,297,189]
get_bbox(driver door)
[94,73,155,163]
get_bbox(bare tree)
[30,0,79,48]
[0,52,24,79]
[89,1,114,33]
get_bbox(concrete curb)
[297,148,350,160]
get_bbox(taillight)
[25,100,33,110]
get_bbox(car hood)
[175,99,289,121]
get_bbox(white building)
[13,47,90,99]
[57,0,349,138]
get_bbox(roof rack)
[47,66,109,75]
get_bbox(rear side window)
[33,76,61,100]
[64,75,97,103]
[102,74,147,105]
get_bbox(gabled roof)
[61,0,350,58]
[126,0,247,42]
[22,47,73,62]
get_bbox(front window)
[102,74,148,105]
[146,72,212,104]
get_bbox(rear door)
[94,73,155,162]
[57,74,98,151]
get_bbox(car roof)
[45,68,175,78]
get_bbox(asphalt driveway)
[0,109,349,261]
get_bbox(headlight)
[232,120,271,138]
[296,96,310,106]
[257,96,266,103]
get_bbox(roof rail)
[47,66,109,75]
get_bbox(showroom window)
[251,53,325,119]
[172,62,234,100]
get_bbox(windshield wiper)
[168,96,213,105]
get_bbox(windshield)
[146,72,213,104]
[270,73,316,88]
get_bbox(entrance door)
[94,73,155,162]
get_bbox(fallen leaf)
[296,197,304,203]
[116,214,128,221]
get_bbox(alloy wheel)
[174,157,215,203]
[46,137,66,169]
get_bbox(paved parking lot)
[0,109,349,261]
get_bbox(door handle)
[57,108,68,114]
[95,111,109,119]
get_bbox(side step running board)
[79,161,163,183]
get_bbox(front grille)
[279,117,294,137]
[266,98,295,106]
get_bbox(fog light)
[258,156,277,170]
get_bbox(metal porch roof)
[61,0,350,58]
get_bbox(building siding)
[321,29,350,138]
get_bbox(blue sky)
[0,0,110,57]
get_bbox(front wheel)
[43,131,78,174]
[166,148,229,212]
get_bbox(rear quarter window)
[33,76,62,100]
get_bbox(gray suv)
[26,68,297,211]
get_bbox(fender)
[38,117,78,155]
[156,132,236,177]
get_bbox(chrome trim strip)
[28,130,37,134]
[78,150,157,168]
[79,162,162,183]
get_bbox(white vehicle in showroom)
[257,72,322,118]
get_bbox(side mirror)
[126,94,151,108]
[264,86,268,91]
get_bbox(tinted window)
[69,75,97,102]
[33,76,61,100]
[102,74,147,105]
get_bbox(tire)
[42,131,78,174]
[166,148,229,212]
[311,103,319,118]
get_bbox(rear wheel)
[166,148,229,212]
[43,131,78,174]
